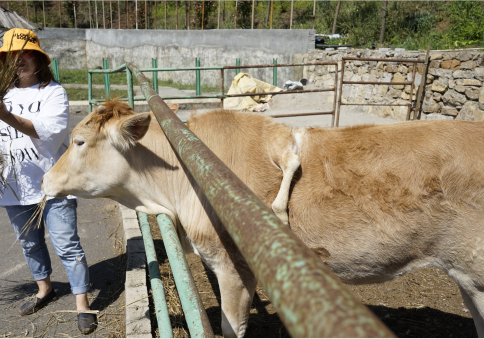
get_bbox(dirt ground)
[146,215,476,338]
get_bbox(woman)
[0,29,96,335]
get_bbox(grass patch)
[60,69,221,93]
[66,87,128,101]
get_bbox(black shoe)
[78,312,97,335]
[19,289,57,316]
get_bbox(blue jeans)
[6,198,90,295]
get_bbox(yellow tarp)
[223,73,282,111]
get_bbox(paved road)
[0,114,127,338]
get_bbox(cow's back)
[187,110,291,208]
[289,119,484,284]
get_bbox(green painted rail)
[126,62,394,338]
[138,213,173,338]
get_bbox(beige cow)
[42,99,484,337]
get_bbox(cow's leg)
[458,285,484,337]
[216,267,257,338]
[271,150,300,225]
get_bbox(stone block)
[350,74,362,82]
[443,90,467,107]
[466,87,480,100]
[425,113,455,120]
[457,101,484,121]
[479,86,484,110]
[308,65,315,72]
[392,72,406,89]
[475,67,484,81]
[127,237,146,254]
[460,61,476,69]
[442,53,456,61]
[362,73,377,82]
[381,72,392,82]
[125,227,142,240]
[429,60,441,69]
[453,70,474,79]
[456,79,482,86]
[455,85,466,93]
[126,252,147,271]
[426,74,435,84]
[370,69,383,77]
[431,80,448,93]
[422,98,440,113]
[125,268,147,288]
[397,65,409,74]
[376,61,385,70]
[377,85,389,95]
[430,53,443,60]
[441,106,458,116]
[433,93,442,101]
[457,52,473,62]
[449,79,455,89]
[441,60,460,70]
[429,68,453,78]
[357,65,369,75]
[386,64,399,73]
[387,87,402,98]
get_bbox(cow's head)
[42,98,178,199]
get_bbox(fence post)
[273,58,277,87]
[196,58,201,96]
[88,71,92,113]
[103,58,110,99]
[152,58,158,94]
[236,58,241,75]
[52,58,60,84]
[126,66,134,108]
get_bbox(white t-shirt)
[0,81,73,206]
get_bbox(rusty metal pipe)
[335,59,345,127]
[226,88,335,98]
[343,81,413,86]
[343,57,424,63]
[126,62,394,338]
[223,62,337,69]
[269,111,334,118]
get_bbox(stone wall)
[302,49,484,121]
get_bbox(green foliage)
[442,1,484,48]
[65,88,128,101]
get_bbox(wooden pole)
[89,0,92,28]
[164,0,167,29]
[290,0,294,29]
[413,46,431,120]
[95,0,99,28]
[74,2,77,28]
[176,0,178,30]
[251,0,254,29]
[135,0,138,29]
[155,0,157,29]
[270,0,273,29]
[118,0,120,29]
[102,0,105,28]
[379,0,388,44]
[332,0,341,34]
[188,0,190,30]
[235,0,237,29]
[312,0,316,30]
[218,0,220,29]
[110,1,113,29]
[42,0,45,28]
[127,0,129,29]
[59,1,61,28]
[202,1,204,30]
[145,0,147,29]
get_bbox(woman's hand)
[0,101,39,139]
[0,101,11,121]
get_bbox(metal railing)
[88,60,340,126]
[126,62,394,337]
[335,57,425,126]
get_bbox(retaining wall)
[37,28,315,89]
[302,49,484,121]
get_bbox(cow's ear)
[109,113,151,152]
[168,104,179,114]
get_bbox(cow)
[42,99,484,338]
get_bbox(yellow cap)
[0,28,50,64]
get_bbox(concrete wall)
[302,49,484,121]
[37,28,315,88]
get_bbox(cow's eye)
[75,140,85,146]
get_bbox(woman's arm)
[0,102,39,139]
